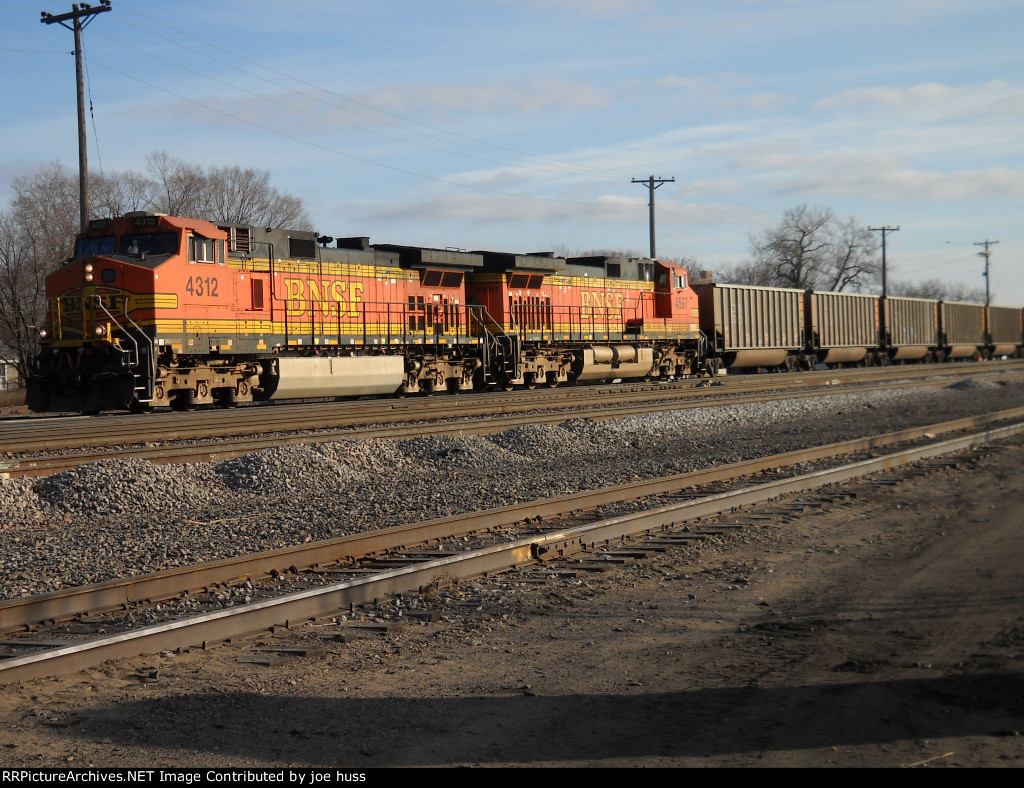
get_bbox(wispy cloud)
[357,79,610,116]
[816,80,1024,120]
[488,0,658,17]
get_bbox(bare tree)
[746,205,881,292]
[712,259,775,286]
[142,153,311,229]
[888,278,987,303]
[0,211,52,379]
[204,164,310,229]
[0,165,80,379]
[145,151,210,219]
[10,163,80,269]
[91,169,154,217]
[821,216,880,292]
[749,205,835,289]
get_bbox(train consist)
[26,212,1024,413]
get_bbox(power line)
[85,58,622,210]
[107,7,769,228]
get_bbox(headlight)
[38,328,49,339]
[93,325,107,337]
[84,263,94,273]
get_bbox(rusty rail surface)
[2,406,1022,684]
[4,364,1021,477]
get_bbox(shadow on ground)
[61,671,1024,766]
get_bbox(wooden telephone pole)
[868,225,899,298]
[974,239,999,307]
[41,1,112,231]
[631,176,674,258]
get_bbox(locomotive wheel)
[214,389,238,409]
[129,400,153,414]
[170,393,197,412]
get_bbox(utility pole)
[41,1,112,231]
[974,239,999,307]
[868,225,899,298]
[631,176,674,258]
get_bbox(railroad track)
[2,405,1022,684]
[3,362,1021,477]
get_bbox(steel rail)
[3,405,1023,636]
[2,414,1021,684]
[2,361,1019,454]
[5,370,1019,478]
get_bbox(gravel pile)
[214,440,411,497]
[2,377,1023,597]
[0,477,41,528]
[397,435,527,470]
[487,423,582,457]
[35,458,224,521]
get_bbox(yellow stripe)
[226,258,414,279]
[129,293,179,309]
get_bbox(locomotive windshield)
[74,235,116,259]
[120,232,179,257]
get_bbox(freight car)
[988,306,1024,358]
[25,212,1023,413]
[695,284,1021,372]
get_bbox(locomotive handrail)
[268,298,503,350]
[91,293,156,402]
[49,298,64,341]
[91,292,136,356]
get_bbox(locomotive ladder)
[92,294,156,403]
[476,305,519,385]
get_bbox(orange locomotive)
[27,212,707,413]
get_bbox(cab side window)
[189,236,224,264]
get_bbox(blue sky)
[3,0,1022,303]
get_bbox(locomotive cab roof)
[563,255,659,281]
[73,214,227,268]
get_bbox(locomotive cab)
[26,213,187,412]
[27,212,243,412]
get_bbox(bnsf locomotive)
[26,212,1024,414]
[26,212,705,413]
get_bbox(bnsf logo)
[283,277,365,318]
[580,290,625,318]
[58,291,125,320]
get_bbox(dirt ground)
[0,436,1022,769]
